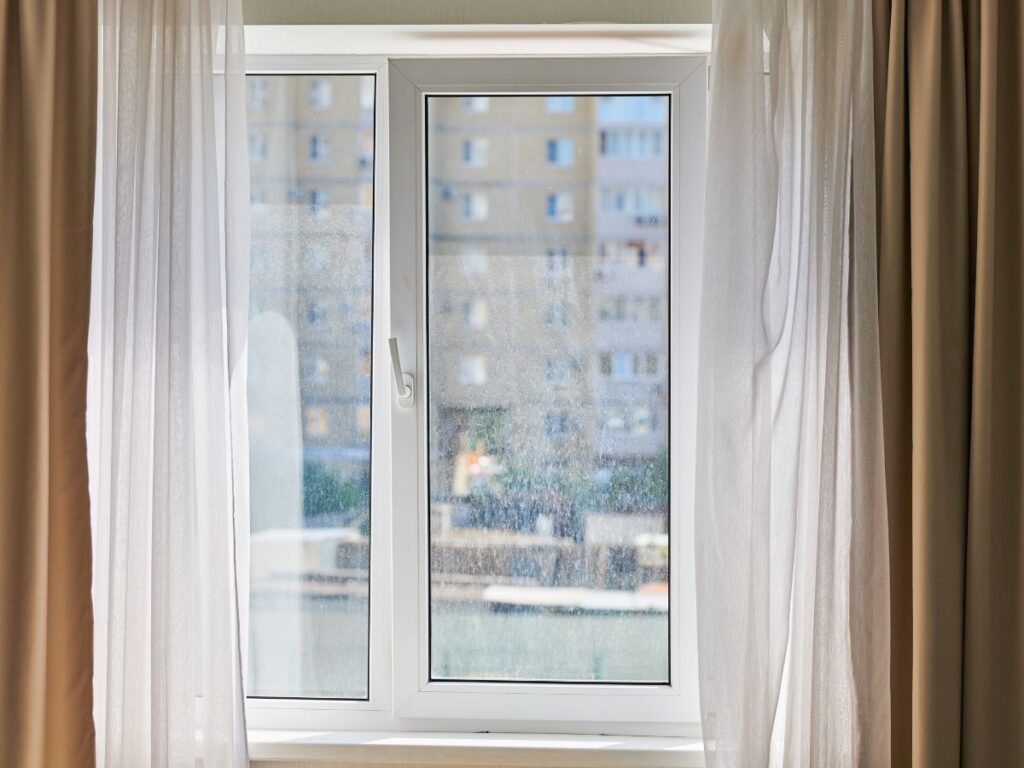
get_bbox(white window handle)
[388,337,415,409]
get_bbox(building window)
[546,357,573,385]
[603,408,627,431]
[461,138,489,168]
[646,353,659,376]
[309,79,332,109]
[301,355,331,385]
[309,134,330,163]
[304,406,330,436]
[457,356,488,386]
[545,302,570,327]
[309,188,330,217]
[461,96,490,113]
[598,94,668,123]
[544,410,571,440]
[631,407,653,435]
[305,245,329,272]
[546,192,573,222]
[649,298,661,321]
[600,128,664,157]
[546,95,576,113]
[306,301,327,326]
[546,137,574,167]
[460,192,489,221]
[460,249,489,276]
[461,299,489,330]
[601,185,663,216]
[546,248,570,277]
[611,352,633,379]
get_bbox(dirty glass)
[246,75,375,699]
[426,94,671,683]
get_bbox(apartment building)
[246,74,375,532]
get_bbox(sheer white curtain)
[87,0,250,764]
[695,0,890,765]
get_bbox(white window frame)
[243,47,707,741]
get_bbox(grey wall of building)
[243,0,712,25]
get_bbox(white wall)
[244,0,712,25]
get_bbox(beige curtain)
[875,0,1024,764]
[0,0,98,766]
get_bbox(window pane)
[247,75,374,699]
[426,95,670,684]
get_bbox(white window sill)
[249,730,705,766]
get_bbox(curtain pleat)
[696,0,891,764]
[88,0,251,764]
[875,0,1024,764]
[0,0,98,765]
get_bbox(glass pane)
[426,94,670,683]
[247,74,375,699]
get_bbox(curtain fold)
[696,0,891,764]
[87,0,251,764]
[0,1,98,765]
[874,0,1024,764]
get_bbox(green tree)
[303,460,370,528]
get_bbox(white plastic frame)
[244,44,707,739]
[389,56,706,730]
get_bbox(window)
[546,192,573,222]
[427,89,670,686]
[544,410,572,440]
[460,299,489,330]
[546,95,576,113]
[305,406,330,436]
[545,302,570,327]
[460,192,489,221]
[309,134,330,163]
[457,356,488,386]
[632,407,653,435]
[547,248,570,277]
[247,74,375,700]
[461,95,490,113]
[602,408,627,431]
[601,185,663,215]
[461,138,489,167]
[308,188,330,216]
[246,53,707,737]
[598,93,668,123]
[546,137,574,166]
[646,352,660,375]
[302,355,331,386]
[612,351,633,379]
[309,79,332,109]
[546,357,574,385]
[600,128,664,157]
[460,248,489,276]
[598,239,664,273]
[305,245,329,272]
[306,301,327,326]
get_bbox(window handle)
[388,337,415,409]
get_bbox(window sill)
[248,730,705,766]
